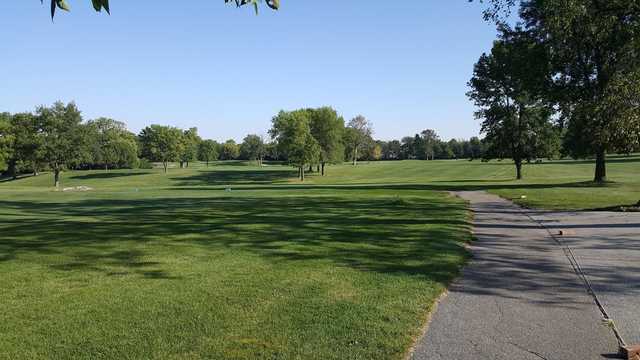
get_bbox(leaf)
[102,0,110,14]
[91,0,102,11]
[56,0,70,12]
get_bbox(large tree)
[37,102,85,187]
[240,134,266,165]
[0,113,14,174]
[468,27,553,179]
[220,140,240,160]
[86,118,138,171]
[270,110,320,181]
[138,125,184,173]
[179,127,201,168]
[198,139,219,167]
[478,0,640,182]
[345,115,373,166]
[421,129,440,160]
[308,107,345,175]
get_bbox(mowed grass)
[0,163,471,360]
[308,155,640,210]
[1,156,637,359]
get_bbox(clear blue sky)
[1,1,501,142]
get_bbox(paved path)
[411,191,639,360]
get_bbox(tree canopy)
[270,110,320,181]
[472,0,640,182]
[198,140,219,167]
[138,125,185,173]
[308,107,345,175]
[240,134,266,165]
[345,115,373,166]
[468,27,557,179]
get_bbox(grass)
[306,155,640,210]
[0,163,470,360]
[1,156,637,359]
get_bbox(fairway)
[0,163,471,360]
[1,157,638,359]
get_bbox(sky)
[1,1,503,142]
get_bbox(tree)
[468,27,553,179]
[220,140,240,160]
[448,139,464,159]
[400,136,415,159]
[381,140,401,160]
[43,0,279,18]
[468,136,484,160]
[478,0,640,182]
[421,129,440,160]
[138,125,184,173]
[180,127,201,168]
[308,107,345,175]
[240,134,266,165]
[37,102,85,187]
[345,115,373,166]
[86,118,138,170]
[525,1,640,182]
[270,110,320,181]
[0,113,14,173]
[198,140,219,167]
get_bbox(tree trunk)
[515,159,523,180]
[186,161,189,168]
[594,149,607,183]
[353,148,358,166]
[300,166,305,181]
[163,162,168,173]
[317,165,320,173]
[308,165,313,173]
[54,168,61,188]
[206,160,209,167]
[8,160,17,180]
[105,164,108,172]
[321,163,325,176]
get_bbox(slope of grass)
[0,165,470,360]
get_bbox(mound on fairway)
[0,163,470,360]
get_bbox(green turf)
[307,155,640,210]
[0,163,471,360]
[1,156,637,359]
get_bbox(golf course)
[1,157,637,359]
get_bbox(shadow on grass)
[71,172,150,180]
[168,180,619,193]
[0,193,470,285]
[173,169,297,186]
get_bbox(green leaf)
[56,0,70,12]
[102,0,110,14]
[91,0,102,11]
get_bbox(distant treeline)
[0,102,504,184]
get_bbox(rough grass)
[0,163,470,360]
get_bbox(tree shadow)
[0,193,471,285]
[71,172,150,180]
[169,181,618,193]
[173,169,297,186]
